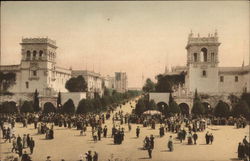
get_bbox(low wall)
[149,92,170,105]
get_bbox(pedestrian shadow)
[74,135,85,137]
[230,158,240,161]
[130,137,138,139]
[39,138,48,140]
[137,147,145,150]
[138,157,150,159]
[199,143,208,145]
[160,150,168,152]
[31,133,41,136]
[2,151,11,154]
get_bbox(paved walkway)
[1,98,248,161]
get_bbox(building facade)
[114,72,128,93]
[0,38,71,97]
[165,31,250,96]
[72,70,104,98]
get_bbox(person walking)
[93,151,98,161]
[238,142,245,160]
[193,132,198,145]
[11,137,17,153]
[23,134,27,148]
[128,123,132,132]
[150,135,155,149]
[103,125,107,138]
[168,136,174,152]
[5,127,11,143]
[136,126,140,138]
[205,131,210,144]
[21,151,31,161]
[209,133,214,144]
[147,141,153,159]
[29,137,35,154]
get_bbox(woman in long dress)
[168,136,174,151]
[187,132,193,145]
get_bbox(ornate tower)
[186,31,221,94]
[20,37,57,95]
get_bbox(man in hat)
[29,137,35,154]
[136,126,140,138]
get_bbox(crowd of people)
[0,96,249,161]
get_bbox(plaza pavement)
[1,99,249,161]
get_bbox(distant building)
[0,37,71,96]
[165,31,250,96]
[115,72,128,93]
[103,75,115,89]
[72,70,103,98]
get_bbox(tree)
[43,102,56,114]
[0,101,17,113]
[135,98,146,115]
[231,100,249,118]
[192,101,205,116]
[142,78,155,93]
[103,87,111,97]
[241,92,250,109]
[191,89,205,115]
[194,89,200,102]
[228,94,240,106]
[167,93,180,114]
[0,72,16,92]
[76,99,88,114]
[62,99,75,114]
[148,99,157,110]
[214,100,230,117]
[57,91,62,108]
[155,74,173,92]
[20,101,34,113]
[93,98,102,112]
[33,89,40,112]
[65,75,87,92]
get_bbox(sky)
[1,1,249,88]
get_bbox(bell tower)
[186,31,221,94]
[20,37,57,95]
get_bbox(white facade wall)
[218,74,245,94]
[188,66,219,94]
[149,93,170,105]
[1,38,71,96]
[61,92,87,109]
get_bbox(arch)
[33,50,37,60]
[39,50,43,59]
[179,103,189,115]
[200,48,208,62]
[26,50,31,60]
[202,70,207,77]
[202,102,212,115]
[157,102,168,113]
[193,53,198,62]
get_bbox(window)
[202,70,207,77]
[235,76,238,82]
[33,51,37,60]
[220,76,224,82]
[39,50,43,59]
[25,82,29,89]
[211,53,215,62]
[193,53,198,62]
[26,51,31,60]
[201,48,208,62]
[33,71,37,76]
